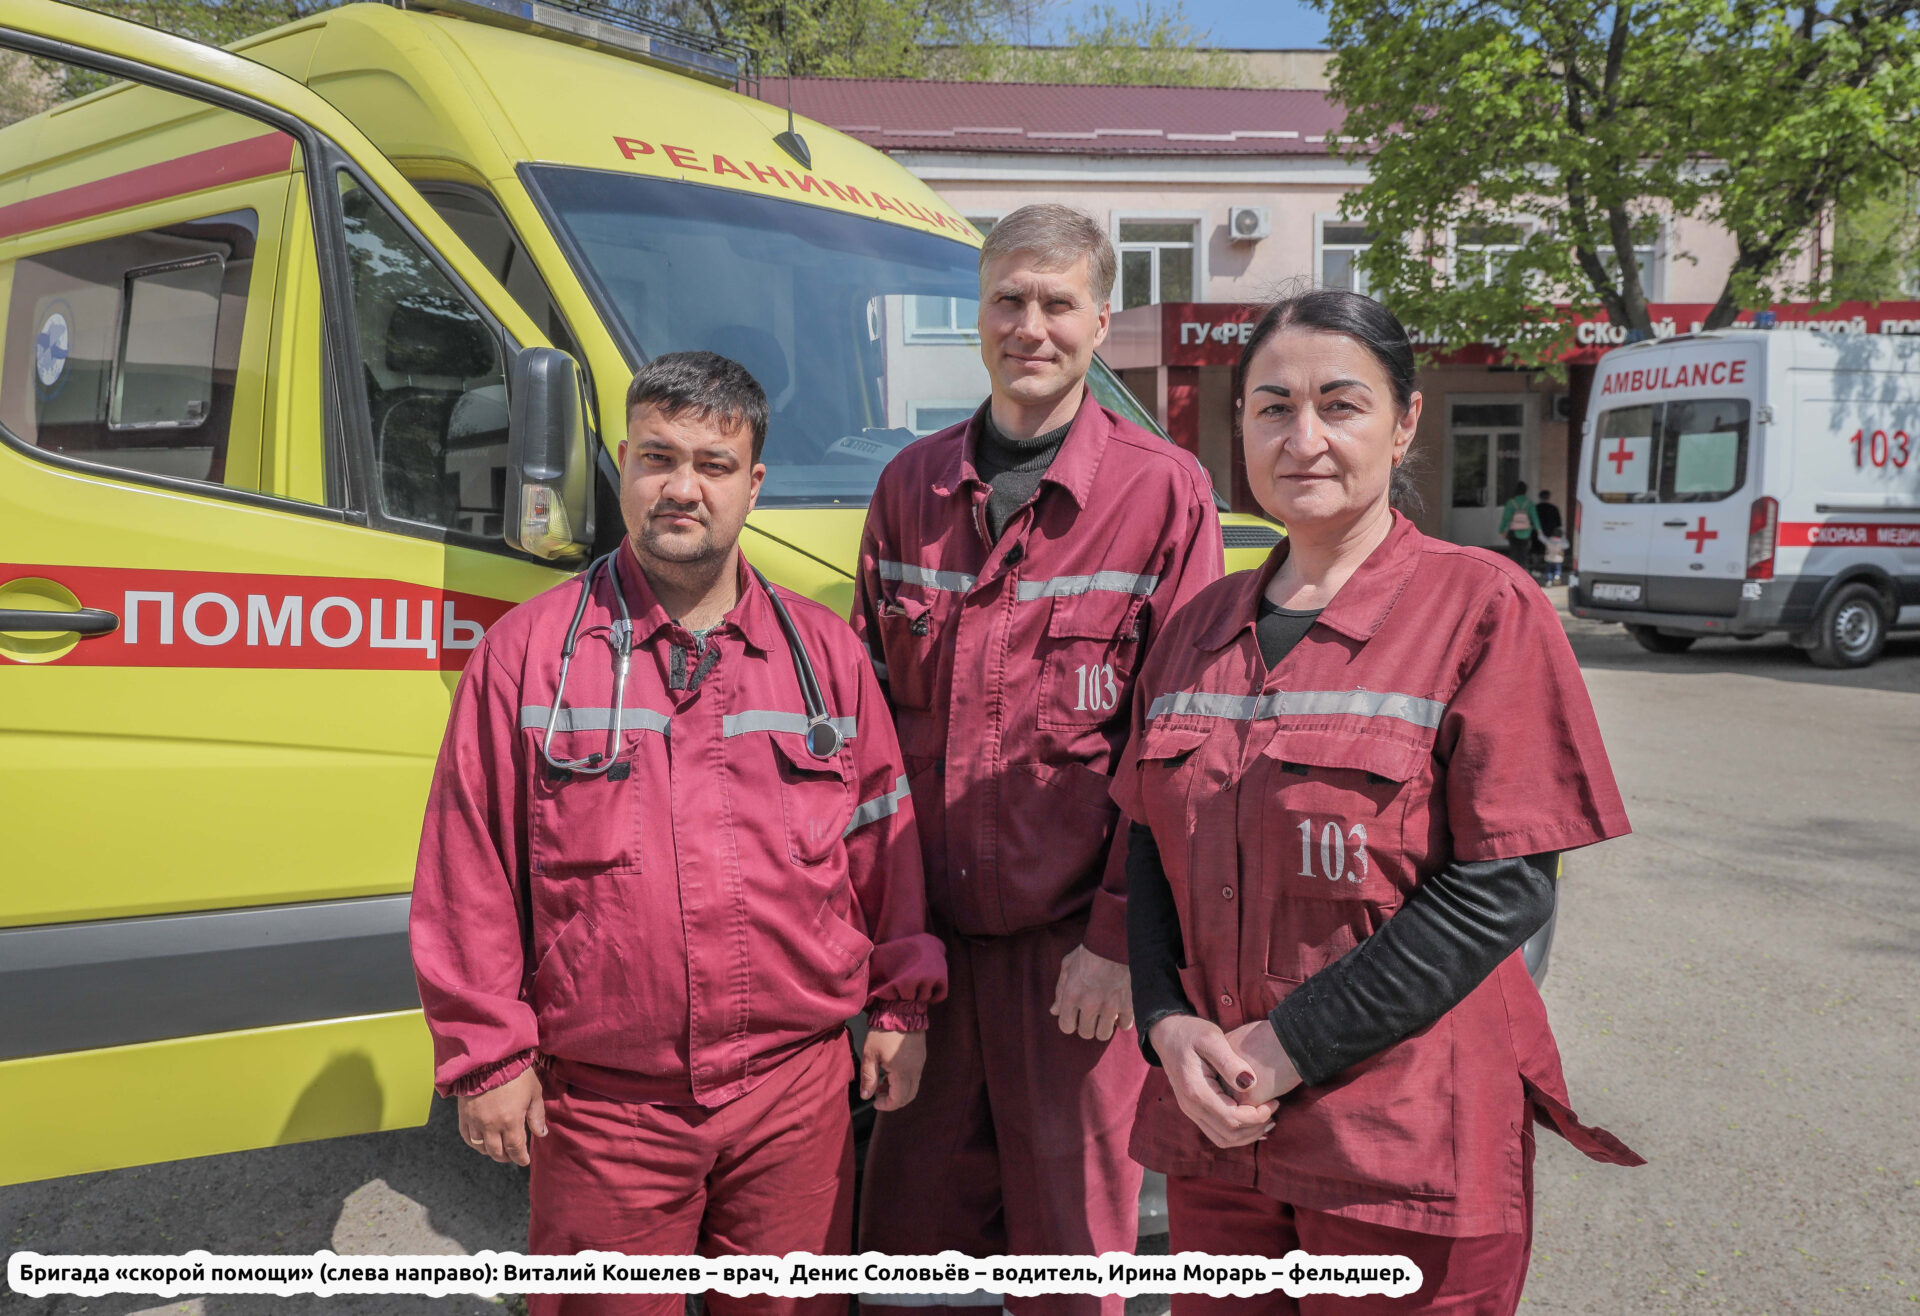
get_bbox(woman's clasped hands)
[1148,1014,1303,1148]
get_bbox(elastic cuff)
[1135,1006,1197,1068]
[1266,997,1330,1088]
[867,1001,929,1032]
[439,1050,536,1098]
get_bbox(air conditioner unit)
[1229,206,1271,242]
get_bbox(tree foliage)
[937,4,1249,86]
[48,0,1243,90]
[1832,175,1920,299]
[1319,1,1920,367]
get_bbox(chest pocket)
[1127,723,1212,907]
[875,591,945,711]
[1037,589,1148,730]
[528,734,647,878]
[1260,729,1428,901]
[770,732,855,866]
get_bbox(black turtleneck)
[974,406,1071,541]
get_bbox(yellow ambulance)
[0,0,1282,1185]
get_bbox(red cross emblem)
[1606,436,1635,475]
[1684,516,1719,553]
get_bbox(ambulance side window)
[416,184,579,360]
[337,175,511,541]
[1,212,259,488]
[1591,404,1657,504]
[1657,398,1749,502]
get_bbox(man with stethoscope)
[410,351,946,1316]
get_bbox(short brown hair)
[625,350,770,462]
[978,204,1116,305]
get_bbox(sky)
[1045,0,1329,49]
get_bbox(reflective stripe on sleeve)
[1014,570,1160,602]
[844,773,911,837]
[519,706,672,734]
[722,710,859,740]
[1146,687,1445,730]
[878,560,975,592]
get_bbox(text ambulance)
[1573,329,1920,667]
[0,0,1281,1185]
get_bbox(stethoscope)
[540,550,843,776]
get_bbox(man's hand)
[457,1066,547,1166]
[861,1029,927,1111]
[1051,944,1134,1040]
[1224,1020,1304,1107]
[1148,1014,1279,1149]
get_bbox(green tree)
[49,1,336,99]
[644,0,1032,76]
[939,3,1250,87]
[1832,174,1920,300]
[1320,1,1920,367]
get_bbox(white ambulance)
[1572,329,1920,667]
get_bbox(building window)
[906,295,979,343]
[1116,219,1198,310]
[966,214,999,237]
[1597,243,1662,298]
[1456,222,1530,286]
[1321,222,1373,296]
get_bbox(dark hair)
[1538,489,1552,501]
[1512,480,1529,497]
[1234,289,1422,510]
[625,350,770,462]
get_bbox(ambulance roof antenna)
[772,7,811,169]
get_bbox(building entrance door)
[1446,400,1529,546]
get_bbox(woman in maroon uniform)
[1112,291,1641,1314]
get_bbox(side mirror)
[505,346,593,562]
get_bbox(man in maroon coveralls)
[411,351,947,1316]
[855,206,1225,1315]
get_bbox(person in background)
[1541,532,1569,586]
[1500,480,1541,569]
[855,204,1224,1316]
[1116,291,1641,1315]
[1534,488,1564,541]
[411,351,945,1316]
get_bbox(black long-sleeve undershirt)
[1126,822,1557,1085]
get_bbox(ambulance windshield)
[530,167,1000,505]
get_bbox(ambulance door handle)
[0,607,120,638]
[1661,519,1687,527]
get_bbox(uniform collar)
[1197,511,1424,652]
[929,388,1108,510]
[612,541,779,654]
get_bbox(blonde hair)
[978,204,1116,304]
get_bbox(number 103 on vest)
[1073,663,1119,712]
[1299,819,1371,883]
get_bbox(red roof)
[761,78,1347,156]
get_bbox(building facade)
[768,77,1824,545]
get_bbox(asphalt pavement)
[4,590,1916,1315]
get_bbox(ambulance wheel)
[1626,624,1696,654]
[1808,583,1887,669]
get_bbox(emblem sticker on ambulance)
[34,306,71,394]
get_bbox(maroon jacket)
[1114,514,1638,1236]
[411,547,946,1108]
[853,394,1223,959]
